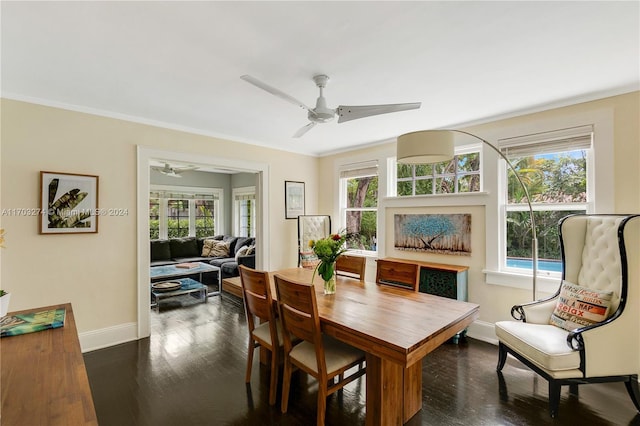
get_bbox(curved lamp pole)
[397,129,538,301]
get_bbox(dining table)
[269,267,480,425]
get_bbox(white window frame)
[232,186,256,237]
[339,160,379,255]
[500,126,592,280]
[484,110,614,294]
[150,184,224,239]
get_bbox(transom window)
[396,147,481,196]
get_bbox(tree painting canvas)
[394,214,471,255]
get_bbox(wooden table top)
[271,268,479,366]
[1,303,98,426]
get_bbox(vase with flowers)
[0,228,8,317]
[309,231,347,295]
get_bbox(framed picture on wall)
[285,180,305,219]
[39,171,99,234]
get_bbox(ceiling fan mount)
[240,73,421,138]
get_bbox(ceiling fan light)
[397,130,455,164]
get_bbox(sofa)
[150,235,256,282]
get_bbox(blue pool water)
[506,258,563,273]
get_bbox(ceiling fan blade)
[293,122,317,138]
[336,102,421,123]
[241,75,314,113]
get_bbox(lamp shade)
[397,130,455,164]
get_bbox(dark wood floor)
[84,291,640,425]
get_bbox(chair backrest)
[239,265,276,332]
[298,215,331,268]
[273,274,325,366]
[559,215,634,314]
[375,259,420,291]
[336,254,366,281]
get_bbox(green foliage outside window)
[345,175,378,251]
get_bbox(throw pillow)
[300,251,320,269]
[202,239,230,257]
[235,245,250,261]
[549,281,613,331]
[244,245,255,256]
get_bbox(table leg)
[365,353,423,425]
[365,353,404,426]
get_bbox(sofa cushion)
[209,257,235,268]
[169,237,199,259]
[150,240,171,261]
[549,281,613,331]
[202,239,230,257]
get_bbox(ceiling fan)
[152,163,198,178]
[240,74,421,138]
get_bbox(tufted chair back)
[562,216,625,315]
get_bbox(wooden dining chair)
[336,254,366,282]
[238,265,282,406]
[273,274,366,426]
[375,258,420,291]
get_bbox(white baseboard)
[466,320,499,345]
[79,322,139,353]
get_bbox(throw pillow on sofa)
[235,245,250,260]
[202,239,230,257]
[151,240,171,261]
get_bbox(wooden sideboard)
[0,303,98,425]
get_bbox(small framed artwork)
[284,180,305,219]
[39,171,99,234]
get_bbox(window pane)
[457,174,480,193]
[345,210,377,251]
[415,178,433,195]
[397,180,413,196]
[414,164,432,177]
[347,176,378,208]
[397,163,412,179]
[508,149,587,204]
[506,209,586,270]
[167,199,189,238]
[195,200,215,238]
[149,199,159,239]
[458,153,480,172]
[435,159,455,175]
[435,177,455,194]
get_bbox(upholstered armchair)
[495,214,640,418]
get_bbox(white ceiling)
[2,1,638,157]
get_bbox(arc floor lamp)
[397,129,539,300]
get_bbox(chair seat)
[290,335,364,375]
[495,321,580,372]
[252,319,284,347]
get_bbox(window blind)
[499,125,593,158]
[339,160,378,179]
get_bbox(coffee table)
[150,278,207,312]
[150,262,220,297]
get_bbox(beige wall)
[319,91,640,335]
[0,99,319,339]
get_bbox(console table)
[0,303,98,425]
